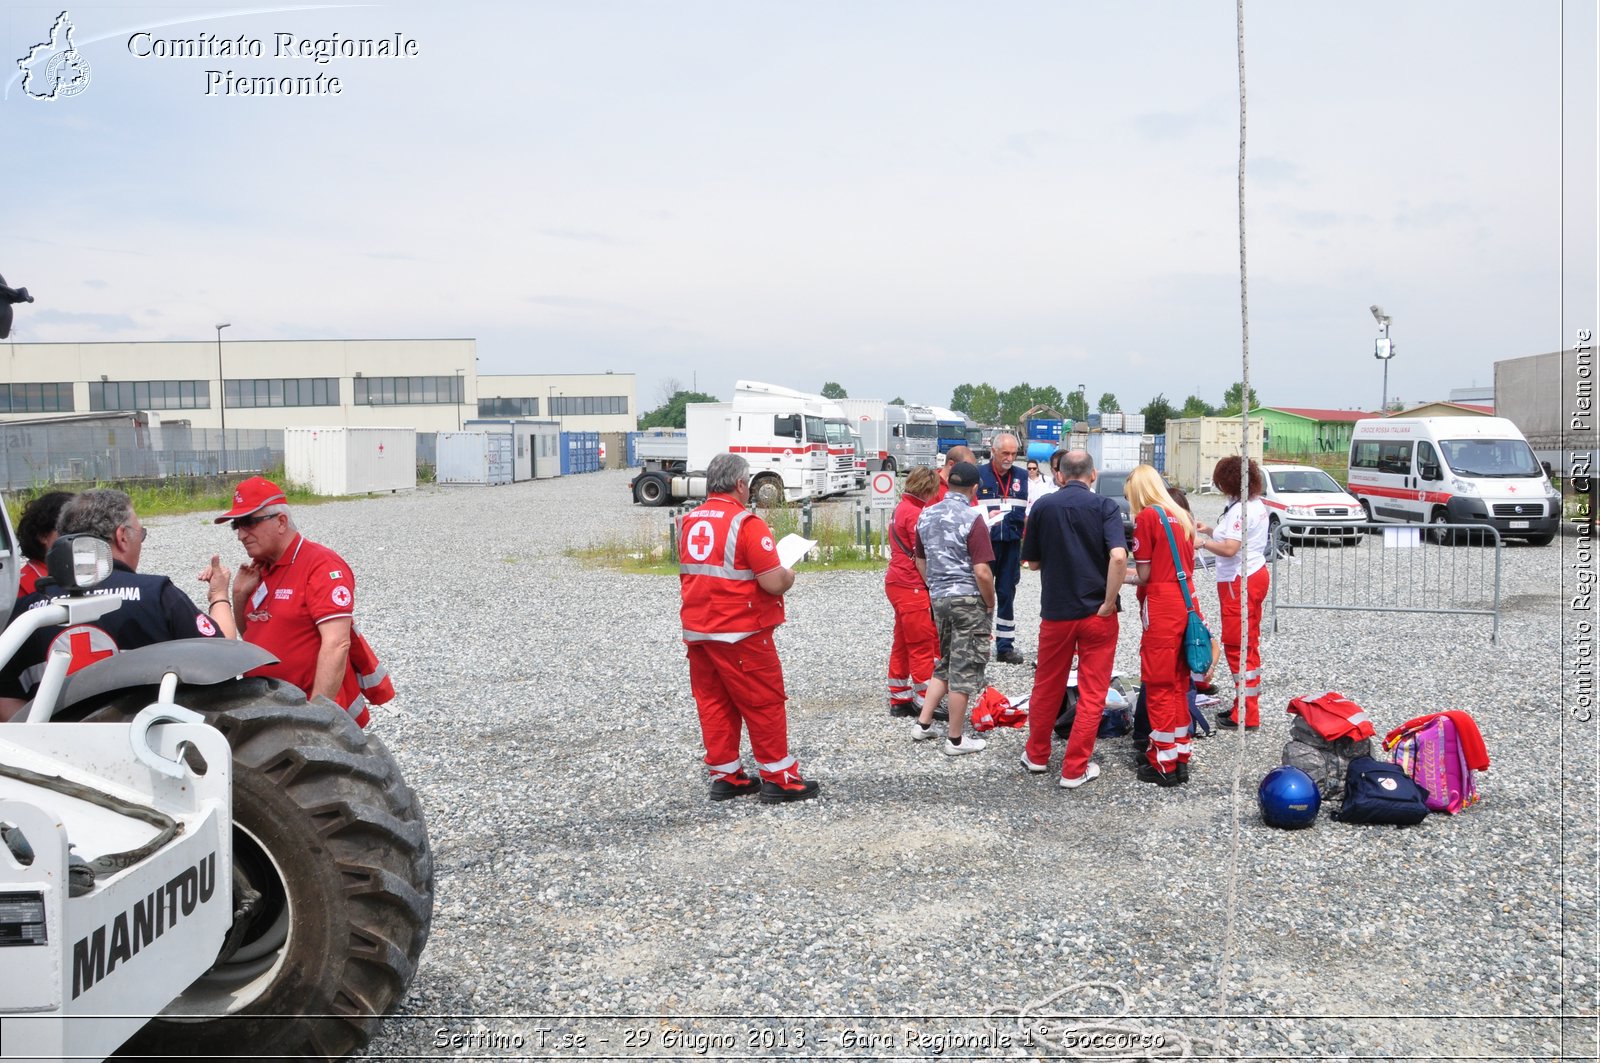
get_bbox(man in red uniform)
[215,476,379,727]
[678,453,819,804]
[930,446,974,504]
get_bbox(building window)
[353,375,464,406]
[477,397,540,417]
[550,395,628,416]
[2,382,76,413]
[224,378,341,408]
[89,380,209,411]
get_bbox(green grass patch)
[5,466,340,526]
[568,500,892,574]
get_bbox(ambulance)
[1346,416,1559,545]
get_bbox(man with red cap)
[214,476,389,727]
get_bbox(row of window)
[1,382,75,413]
[226,378,340,408]
[550,395,629,416]
[354,376,465,406]
[3,379,631,415]
[479,397,540,418]
[90,380,210,411]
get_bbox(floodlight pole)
[1370,305,1394,415]
[215,323,231,473]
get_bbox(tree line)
[637,377,1259,433]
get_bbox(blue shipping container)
[560,431,602,475]
[626,431,639,468]
[1152,434,1167,473]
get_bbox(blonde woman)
[884,466,941,716]
[1124,465,1204,787]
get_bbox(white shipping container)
[464,418,545,481]
[1087,431,1142,472]
[1164,417,1265,490]
[285,427,417,496]
[436,430,513,486]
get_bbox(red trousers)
[1218,566,1269,726]
[1139,590,1194,773]
[886,581,938,705]
[686,631,798,782]
[1025,612,1119,778]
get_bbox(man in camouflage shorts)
[912,462,997,755]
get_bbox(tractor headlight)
[46,534,113,592]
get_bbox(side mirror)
[1419,463,1441,482]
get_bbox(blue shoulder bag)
[1155,507,1214,675]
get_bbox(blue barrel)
[1025,440,1058,464]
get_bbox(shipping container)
[599,431,628,470]
[464,418,545,481]
[1153,434,1167,473]
[1164,417,1265,490]
[436,430,513,486]
[561,430,602,475]
[284,426,416,496]
[1086,431,1141,473]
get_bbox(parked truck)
[628,383,829,507]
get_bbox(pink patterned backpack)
[1383,713,1483,815]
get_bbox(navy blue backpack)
[1332,755,1431,825]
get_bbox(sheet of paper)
[777,534,817,568]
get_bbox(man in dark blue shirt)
[1017,449,1128,789]
[975,431,1028,663]
[0,489,234,718]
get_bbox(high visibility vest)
[678,496,784,642]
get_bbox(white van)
[1346,416,1559,545]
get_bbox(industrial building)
[0,339,636,434]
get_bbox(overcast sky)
[4,1,1595,416]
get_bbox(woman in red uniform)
[884,466,940,716]
[14,491,73,598]
[1125,465,1203,787]
[1197,458,1270,729]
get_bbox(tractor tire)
[109,679,432,1061]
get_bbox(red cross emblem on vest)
[686,519,716,562]
[50,625,118,675]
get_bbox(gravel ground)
[138,469,1598,1061]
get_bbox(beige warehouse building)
[0,339,636,434]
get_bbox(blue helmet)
[1258,766,1321,829]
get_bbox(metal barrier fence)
[1268,522,1503,643]
[0,424,285,491]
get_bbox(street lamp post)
[1370,305,1394,414]
[215,323,231,473]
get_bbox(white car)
[1262,463,1365,545]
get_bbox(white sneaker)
[944,734,987,756]
[911,723,942,742]
[1019,752,1048,774]
[1059,762,1101,789]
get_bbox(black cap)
[947,461,980,488]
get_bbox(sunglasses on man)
[230,512,279,531]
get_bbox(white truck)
[838,399,939,473]
[629,383,829,507]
